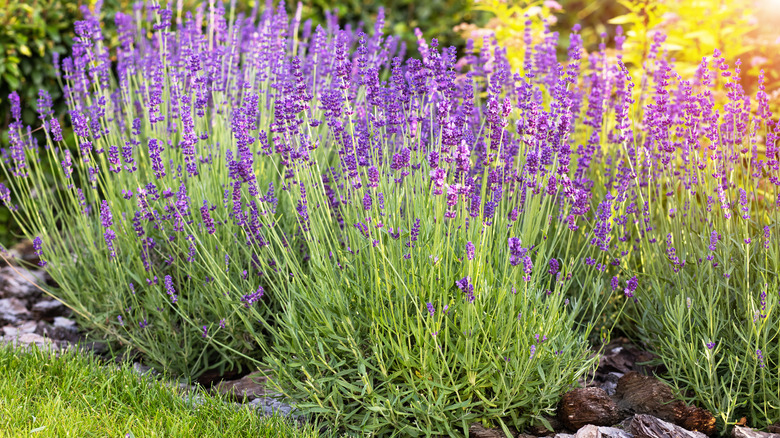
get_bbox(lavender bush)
[603,41,780,430]
[1,0,778,435]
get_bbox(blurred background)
[1,0,778,247]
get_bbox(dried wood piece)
[615,373,716,436]
[630,414,708,438]
[731,426,780,438]
[559,387,621,430]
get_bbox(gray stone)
[2,332,56,350]
[575,425,633,438]
[2,320,37,337]
[598,427,634,438]
[0,298,30,324]
[575,425,601,438]
[599,372,622,396]
[132,362,158,376]
[32,300,65,318]
[52,317,77,331]
[0,266,44,300]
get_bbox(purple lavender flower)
[706,342,716,350]
[625,276,638,298]
[508,237,526,266]
[362,192,372,211]
[33,236,46,267]
[241,286,265,307]
[148,139,165,179]
[548,258,559,275]
[466,241,475,261]
[757,349,765,368]
[201,201,216,234]
[708,230,718,252]
[164,275,178,303]
[456,276,475,303]
[764,226,771,250]
[409,219,421,247]
[0,184,9,206]
[426,302,435,317]
[529,345,536,358]
[100,200,113,228]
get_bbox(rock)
[598,427,634,438]
[469,423,511,438]
[248,394,298,419]
[574,425,633,438]
[769,424,780,434]
[2,332,56,350]
[630,414,707,438]
[575,425,602,438]
[615,373,716,435]
[554,434,574,438]
[32,300,65,318]
[732,426,780,438]
[133,362,158,376]
[52,316,77,331]
[0,298,30,325]
[213,371,268,402]
[599,372,622,396]
[558,387,621,430]
[0,266,44,300]
[3,320,38,337]
[47,316,78,341]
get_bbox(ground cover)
[0,342,319,437]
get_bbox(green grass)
[0,344,319,438]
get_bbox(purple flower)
[202,325,208,338]
[100,200,113,228]
[241,286,265,307]
[456,276,475,303]
[409,219,421,247]
[148,139,165,179]
[530,345,536,358]
[164,275,178,303]
[201,201,216,234]
[426,302,435,317]
[611,276,619,291]
[508,237,526,266]
[706,342,716,350]
[757,349,765,368]
[708,230,718,251]
[548,258,559,275]
[764,226,771,250]
[0,183,9,206]
[625,276,638,298]
[33,236,46,267]
[362,192,372,211]
[466,241,475,261]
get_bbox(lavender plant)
[597,39,780,430]
[256,24,629,437]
